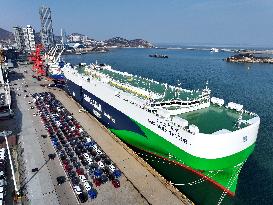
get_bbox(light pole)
[5,79,12,115]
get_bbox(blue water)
[63,48,273,205]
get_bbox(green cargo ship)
[63,62,260,204]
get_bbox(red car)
[112,179,120,188]
[64,164,73,172]
[62,159,69,166]
[93,178,101,187]
[76,168,84,175]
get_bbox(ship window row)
[150,100,200,107]
[151,120,188,144]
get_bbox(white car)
[73,185,82,195]
[97,161,104,169]
[92,144,103,155]
[87,158,93,165]
[108,164,116,172]
[83,181,92,191]
[83,153,90,160]
[85,137,92,143]
[79,175,87,183]
[55,121,61,127]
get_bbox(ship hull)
[65,78,83,103]
[63,77,257,204]
[133,146,235,205]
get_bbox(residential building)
[22,25,36,51]
[68,33,89,43]
[13,26,25,51]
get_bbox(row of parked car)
[32,92,121,203]
[0,148,7,205]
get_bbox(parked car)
[100,174,108,184]
[73,162,81,169]
[71,177,80,186]
[88,188,97,199]
[112,179,120,188]
[78,192,88,203]
[83,181,92,191]
[79,175,87,183]
[76,168,84,175]
[73,185,83,195]
[68,170,76,178]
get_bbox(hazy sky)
[1,0,273,46]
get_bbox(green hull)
[132,146,235,205]
[110,119,255,196]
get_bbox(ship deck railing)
[99,68,203,101]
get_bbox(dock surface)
[5,64,192,205]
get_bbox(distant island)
[224,52,273,64]
[104,37,153,48]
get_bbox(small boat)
[149,54,168,58]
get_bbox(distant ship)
[149,54,168,58]
[210,48,220,53]
[60,62,259,205]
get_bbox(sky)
[1,0,273,46]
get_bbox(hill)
[0,28,14,41]
[104,37,154,48]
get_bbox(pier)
[4,64,192,205]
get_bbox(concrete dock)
[4,64,192,205]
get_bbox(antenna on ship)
[174,87,179,99]
[177,81,181,87]
[205,80,209,89]
[236,110,243,128]
[163,83,168,99]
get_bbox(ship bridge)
[148,88,211,115]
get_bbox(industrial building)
[39,6,55,50]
